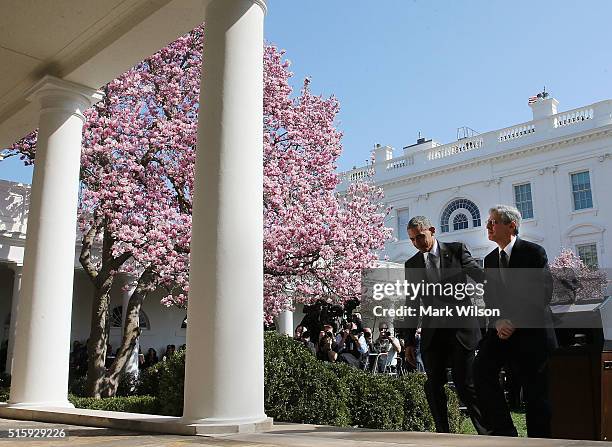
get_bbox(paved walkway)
[0,418,609,446]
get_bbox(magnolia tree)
[550,248,608,303]
[3,28,391,396]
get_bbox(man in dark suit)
[474,204,556,438]
[402,216,487,434]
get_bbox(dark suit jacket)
[402,241,484,352]
[483,237,556,348]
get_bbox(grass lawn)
[460,411,527,437]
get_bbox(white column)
[120,276,139,378]
[277,310,294,337]
[183,0,268,427]
[5,264,22,375]
[9,76,102,407]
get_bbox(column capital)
[25,75,103,121]
[253,0,267,14]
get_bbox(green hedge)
[264,333,465,432]
[69,395,159,414]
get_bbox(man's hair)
[489,204,521,235]
[407,215,433,230]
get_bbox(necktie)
[499,250,509,283]
[425,252,441,282]
[500,250,509,268]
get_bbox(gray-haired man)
[474,205,556,438]
[402,216,487,434]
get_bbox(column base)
[4,400,75,409]
[180,415,273,434]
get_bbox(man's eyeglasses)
[486,219,502,226]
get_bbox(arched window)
[453,213,469,231]
[110,306,123,328]
[440,199,481,233]
[110,306,151,330]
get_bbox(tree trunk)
[85,275,114,397]
[81,218,132,398]
[97,268,154,398]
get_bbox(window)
[453,213,469,231]
[577,244,598,268]
[110,306,123,328]
[571,171,593,210]
[514,183,534,219]
[110,306,150,330]
[440,199,481,233]
[397,208,410,241]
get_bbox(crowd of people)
[293,313,425,374]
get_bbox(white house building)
[338,96,612,270]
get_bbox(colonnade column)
[277,310,294,337]
[5,264,22,375]
[182,0,269,428]
[9,76,102,407]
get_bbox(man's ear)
[429,227,436,235]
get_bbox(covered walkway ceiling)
[0,0,210,149]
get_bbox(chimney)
[530,96,559,120]
[373,143,393,164]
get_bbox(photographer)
[335,321,368,368]
[316,329,338,362]
[297,328,316,355]
[373,323,401,372]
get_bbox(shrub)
[445,384,466,434]
[329,362,404,429]
[394,373,435,431]
[156,351,186,416]
[116,371,139,397]
[0,387,9,402]
[0,373,11,389]
[69,395,159,414]
[264,332,350,426]
[68,374,88,397]
[136,363,162,396]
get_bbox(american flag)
[528,95,539,105]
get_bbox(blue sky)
[2,0,612,183]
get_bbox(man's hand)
[404,345,416,367]
[495,319,515,340]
